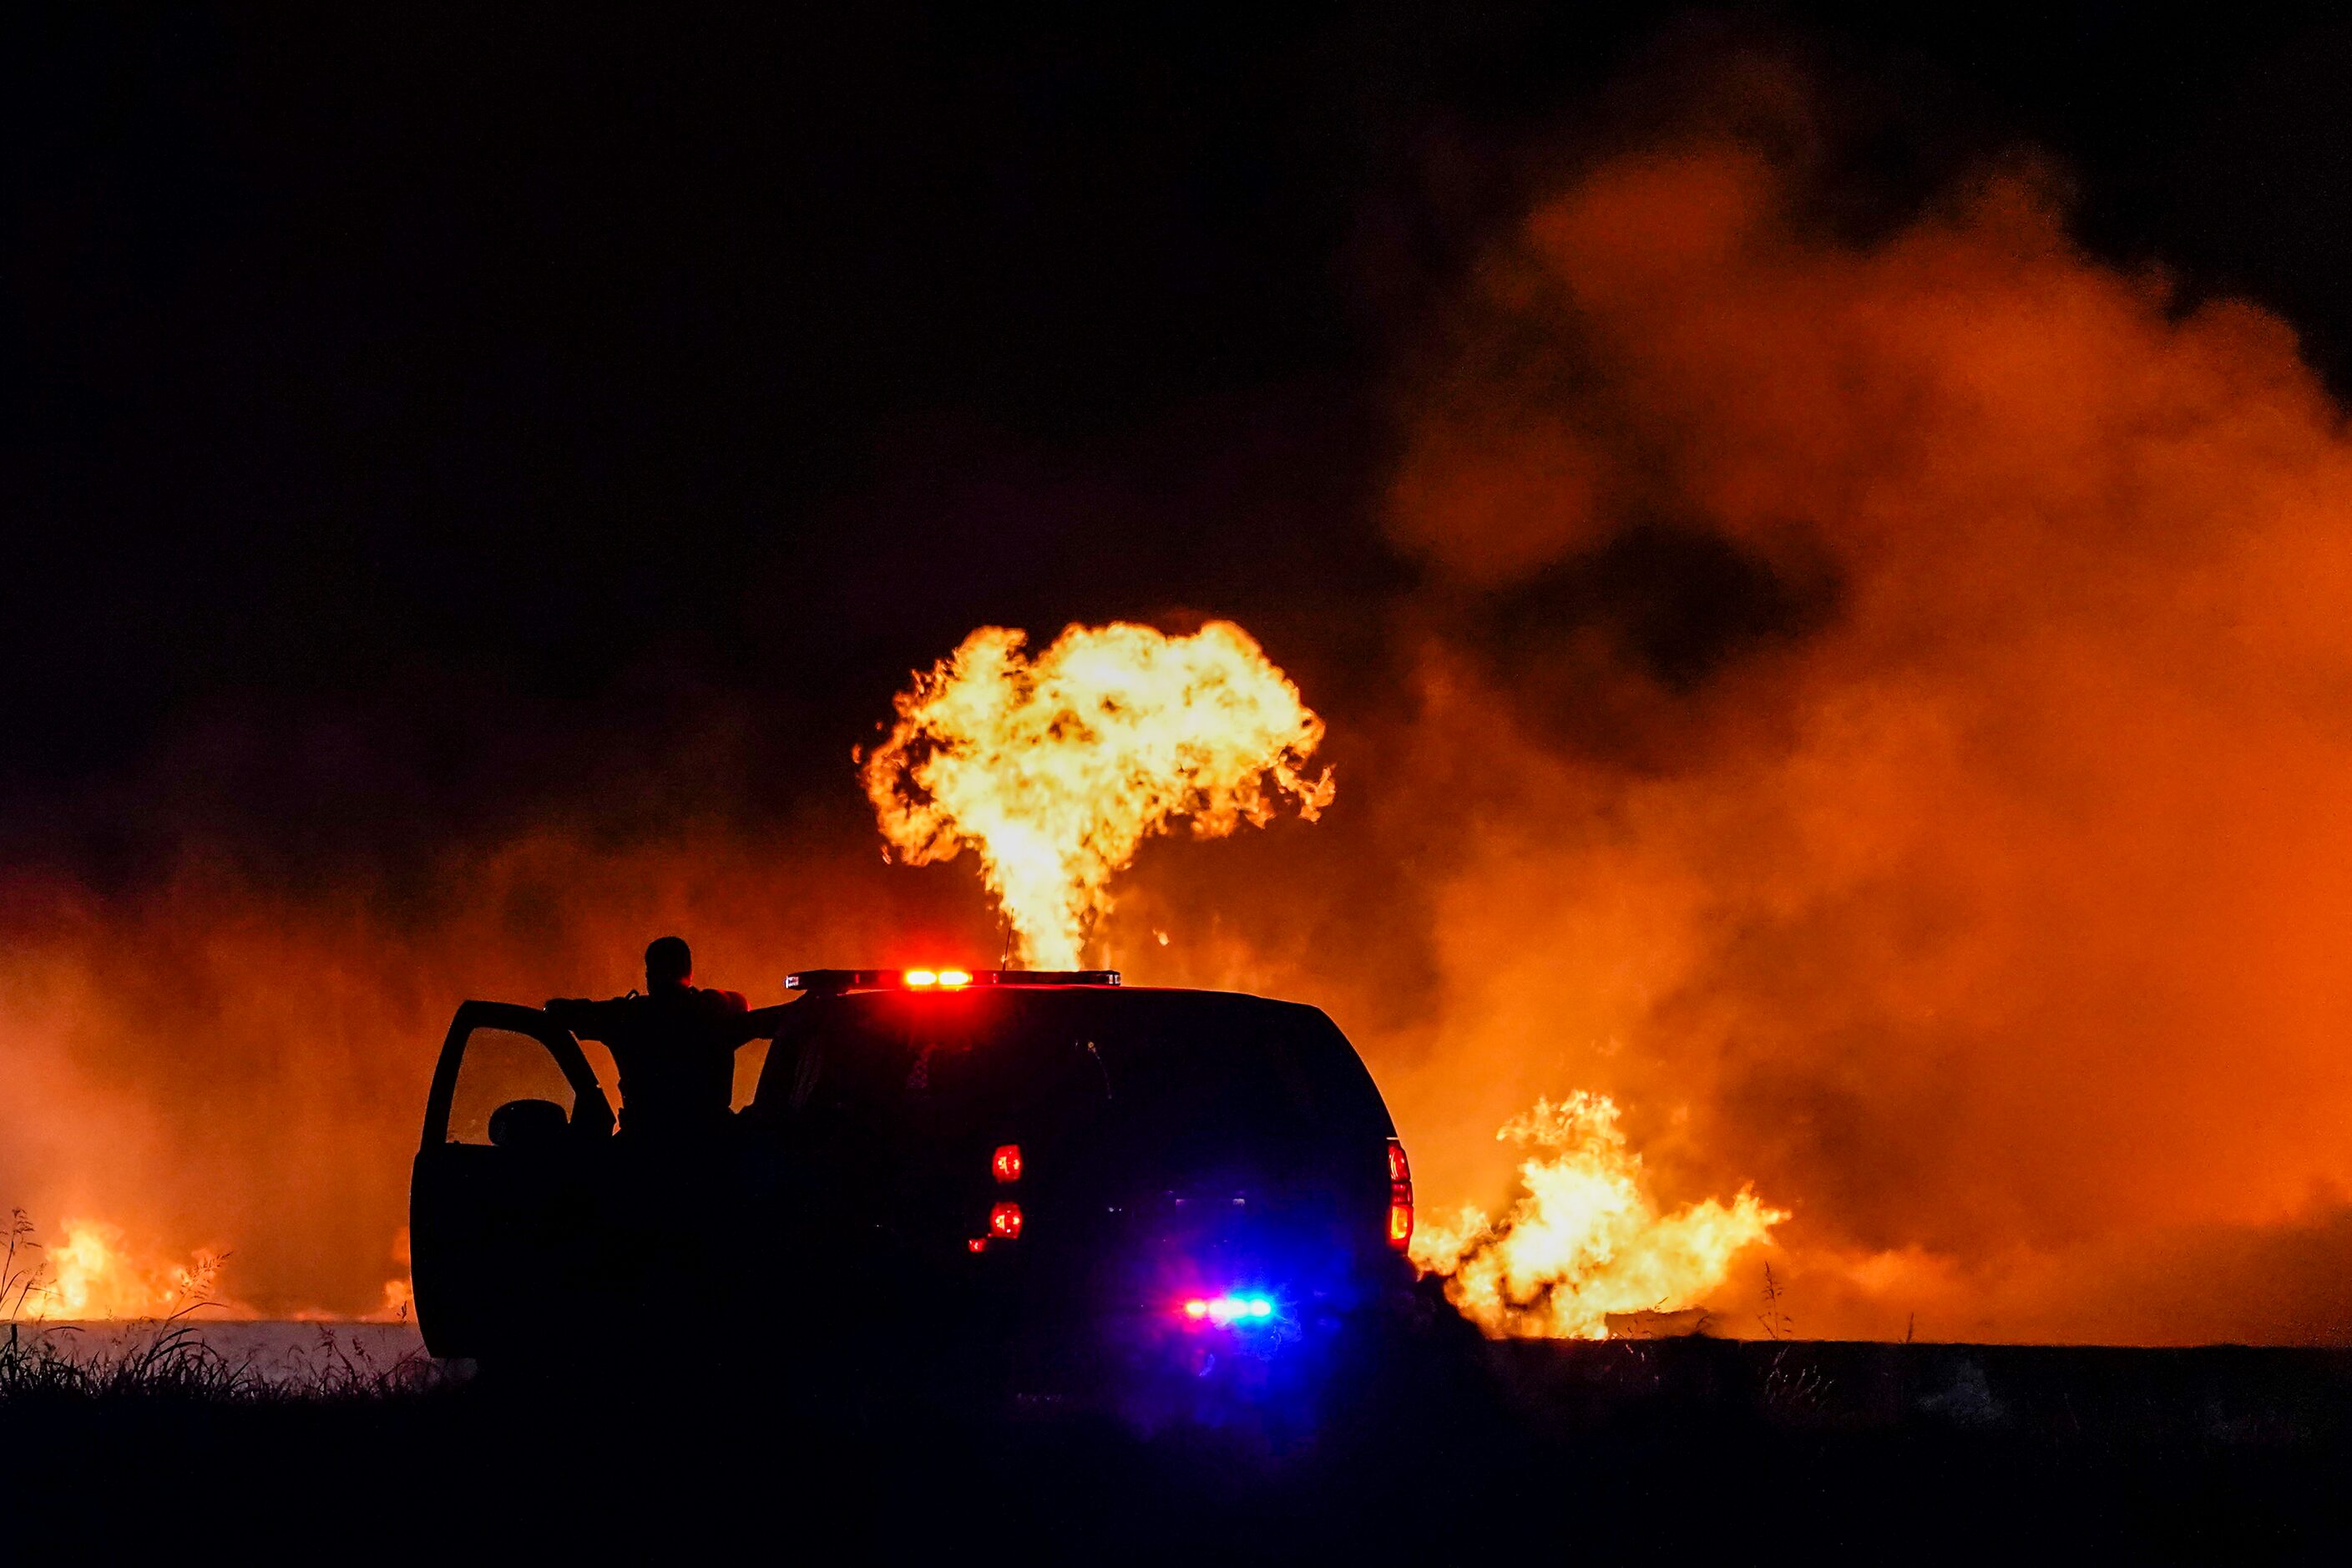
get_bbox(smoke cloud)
[1356,94,2352,1343]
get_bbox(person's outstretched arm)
[544,997,620,1040]
[740,1003,792,1041]
[704,989,789,1050]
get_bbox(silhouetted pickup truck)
[409,969,1415,1399]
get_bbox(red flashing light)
[905,969,938,987]
[1183,1298,1209,1320]
[989,1201,1024,1240]
[1386,1136,1414,1253]
[967,1237,988,1254]
[938,969,973,988]
[992,1144,1023,1184]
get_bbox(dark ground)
[8,1330,2350,1561]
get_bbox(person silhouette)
[546,937,781,1139]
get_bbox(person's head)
[645,936,693,992]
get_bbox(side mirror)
[488,1098,570,1151]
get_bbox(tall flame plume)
[1414,1092,1786,1339]
[862,621,1334,966]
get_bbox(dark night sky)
[7,4,2352,886]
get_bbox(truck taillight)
[992,1143,1022,1183]
[1386,1137,1413,1252]
[989,1201,1024,1240]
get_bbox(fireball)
[862,620,1333,967]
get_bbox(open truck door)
[410,1001,615,1361]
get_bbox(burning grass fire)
[862,620,1334,968]
[42,1222,223,1321]
[1413,1094,1785,1339]
[6,1213,235,1323]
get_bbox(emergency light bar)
[1181,1292,1277,1328]
[784,968,1122,994]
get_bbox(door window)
[446,1026,577,1146]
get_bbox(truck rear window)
[752,989,1387,1159]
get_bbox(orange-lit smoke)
[1414,1093,1785,1338]
[862,621,1333,967]
[1370,78,2352,1343]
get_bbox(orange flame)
[28,1218,234,1322]
[1413,1092,1786,1339]
[862,621,1334,966]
